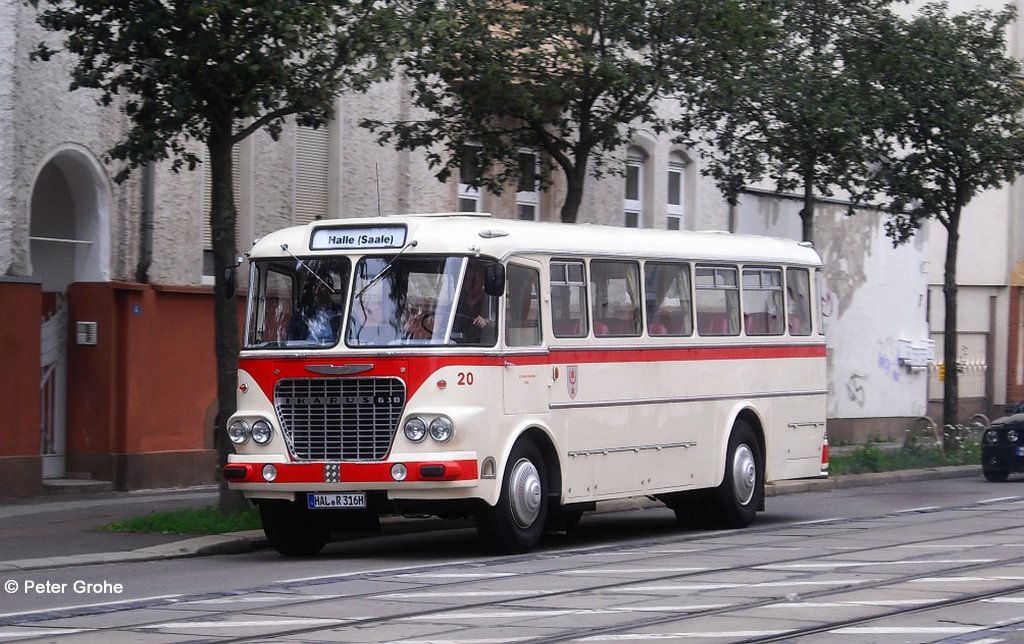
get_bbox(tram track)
[5,494,1024,642]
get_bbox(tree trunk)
[941,214,960,447]
[559,160,589,224]
[208,127,246,511]
[800,168,815,244]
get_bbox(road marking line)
[574,631,790,640]
[139,618,350,630]
[0,594,182,620]
[830,626,982,635]
[557,568,708,575]
[380,590,567,598]
[759,559,995,570]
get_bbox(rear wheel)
[259,501,330,557]
[477,440,549,553]
[709,420,763,528]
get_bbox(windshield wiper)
[280,244,336,293]
[352,239,419,301]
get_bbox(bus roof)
[249,213,822,267]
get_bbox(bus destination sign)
[311,226,407,250]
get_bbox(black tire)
[477,440,549,553]
[259,501,330,557]
[709,420,763,528]
[984,467,1010,482]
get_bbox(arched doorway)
[29,146,111,479]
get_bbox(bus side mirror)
[484,263,505,297]
[223,267,236,299]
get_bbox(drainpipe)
[136,161,155,283]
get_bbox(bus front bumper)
[222,459,479,488]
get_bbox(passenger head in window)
[452,261,496,345]
[289,273,342,344]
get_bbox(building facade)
[2,0,1013,496]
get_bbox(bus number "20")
[457,372,475,386]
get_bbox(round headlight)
[404,417,427,442]
[429,416,455,443]
[262,464,278,482]
[391,463,408,481]
[1008,429,1020,443]
[227,420,250,445]
[985,430,1000,444]
[251,419,273,445]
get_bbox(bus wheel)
[710,420,763,528]
[477,440,549,553]
[259,501,330,557]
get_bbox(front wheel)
[709,420,763,528]
[476,440,549,553]
[259,501,330,557]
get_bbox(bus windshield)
[244,255,498,350]
[347,256,497,347]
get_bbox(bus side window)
[742,267,784,336]
[590,260,641,337]
[787,268,812,336]
[644,262,693,336]
[550,259,588,338]
[505,264,542,347]
[695,265,740,336]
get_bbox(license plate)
[1016,447,1024,457]
[307,492,367,509]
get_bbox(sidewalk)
[0,465,982,573]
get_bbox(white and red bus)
[223,213,827,555]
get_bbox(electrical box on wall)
[897,338,934,370]
[76,321,98,346]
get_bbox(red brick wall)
[0,279,43,496]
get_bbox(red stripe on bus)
[239,343,825,401]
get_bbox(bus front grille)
[275,377,406,461]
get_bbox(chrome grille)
[275,377,406,461]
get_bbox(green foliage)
[101,506,261,535]
[829,439,980,475]
[681,0,897,243]
[28,0,409,179]
[365,0,758,222]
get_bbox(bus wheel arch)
[476,426,558,553]
[712,414,766,527]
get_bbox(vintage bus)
[222,213,828,555]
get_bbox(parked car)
[981,410,1024,482]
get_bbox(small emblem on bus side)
[567,365,579,400]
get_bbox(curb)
[0,465,984,572]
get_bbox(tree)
[29,0,409,506]
[860,2,1024,436]
[681,0,896,244]
[365,0,756,223]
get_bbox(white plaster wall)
[735,195,931,420]
[11,5,138,283]
[0,0,16,277]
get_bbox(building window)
[294,124,331,225]
[667,156,686,230]
[624,150,644,228]
[516,151,539,220]
[458,144,482,212]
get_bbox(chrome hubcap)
[731,444,757,506]
[509,458,542,529]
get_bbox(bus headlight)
[227,420,250,445]
[251,419,274,445]
[404,417,427,442]
[429,416,455,443]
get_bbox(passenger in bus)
[288,274,342,344]
[451,262,496,345]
